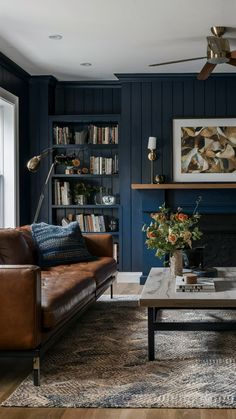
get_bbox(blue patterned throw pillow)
[31,222,94,268]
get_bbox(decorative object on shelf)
[155,174,165,184]
[147,136,157,184]
[142,197,202,276]
[73,182,99,205]
[108,217,118,232]
[65,166,75,174]
[173,118,236,182]
[102,195,116,205]
[27,148,67,223]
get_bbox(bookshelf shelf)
[49,114,121,268]
[52,174,119,179]
[53,144,118,149]
[51,204,120,209]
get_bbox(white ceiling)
[1,0,236,81]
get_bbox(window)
[0,87,19,228]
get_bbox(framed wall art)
[173,118,236,182]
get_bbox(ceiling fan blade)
[229,50,236,59]
[227,58,236,67]
[149,56,206,67]
[197,62,216,80]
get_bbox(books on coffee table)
[175,276,215,292]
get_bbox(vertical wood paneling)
[204,79,216,116]
[131,83,142,270]
[226,79,236,116]
[102,89,113,113]
[183,80,194,116]
[118,74,236,273]
[141,82,152,183]
[151,82,163,176]
[194,80,205,116]
[74,88,85,114]
[162,81,173,181]
[120,83,132,271]
[215,79,227,116]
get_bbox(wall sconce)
[147,136,157,184]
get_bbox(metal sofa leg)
[110,283,113,299]
[33,355,40,386]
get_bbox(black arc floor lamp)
[27,148,63,223]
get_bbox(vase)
[170,250,183,277]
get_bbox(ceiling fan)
[149,26,236,80]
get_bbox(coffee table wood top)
[140,267,236,308]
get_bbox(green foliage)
[74,183,99,197]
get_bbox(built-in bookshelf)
[49,114,121,268]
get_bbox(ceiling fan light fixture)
[207,52,230,64]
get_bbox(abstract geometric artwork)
[173,118,236,182]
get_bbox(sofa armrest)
[0,265,41,350]
[83,234,113,258]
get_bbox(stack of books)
[175,276,215,292]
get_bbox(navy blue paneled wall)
[54,83,121,115]
[117,74,236,273]
[0,53,30,224]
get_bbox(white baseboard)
[116,272,141,283]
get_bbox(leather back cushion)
[16,225,38,264]
[0,229,35,265]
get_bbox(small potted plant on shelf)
[74,183,99,205]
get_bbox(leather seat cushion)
[41,268,96,329]
[67,257,117,286]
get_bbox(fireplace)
[195,214,236,267]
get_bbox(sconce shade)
[27,155,41,172]
[148,136,157,150]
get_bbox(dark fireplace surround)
[196,214,236,268]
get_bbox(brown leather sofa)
[0,226,117,385]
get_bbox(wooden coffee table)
[139,267,236,361]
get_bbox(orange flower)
[177,213,188,222]
[147,230,157,239]
[168,233,177,244]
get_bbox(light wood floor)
[1,281,236,419]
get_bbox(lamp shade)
[148,136,157,150]
[27,155,41,172]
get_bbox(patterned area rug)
[2,297,236,408]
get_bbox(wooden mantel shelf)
[131,183,236,190]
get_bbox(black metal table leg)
[33,355,40,386]
[148,307,155,361]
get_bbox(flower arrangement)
[142,198,202,259]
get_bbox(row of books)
[54,126,72,145]
[53,125,119,145]
[88,125,118,144]
[76,214,107,232]
[90,155,118,175]
[54,181,72,205]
